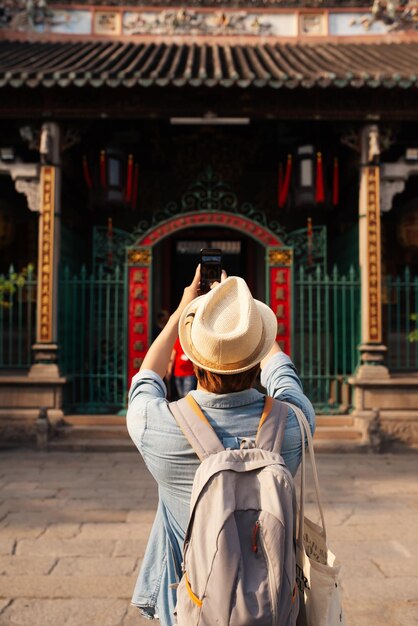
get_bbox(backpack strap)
[169,394,225,462]
[255,396,288,454]
[169,394,288,460]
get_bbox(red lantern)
[82,156,93,189]
[315,152,324,204]
[277,163,283,209]
[279,155,292,208]
[125,154,134,202]
[332,158,339,206]
[307,217,313,267]
[107,217,113,267]
[131,163,139,210]
[100,150,107,189]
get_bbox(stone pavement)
[0,449,417,626]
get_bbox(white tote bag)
[285,403,346,626]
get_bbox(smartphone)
[200,248,222,294]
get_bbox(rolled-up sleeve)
[127,369,167,452]
[261,353,304,397]
[261,352,316,476]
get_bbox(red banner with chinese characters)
[38,166,55,344]
[128,263,150,387]
[365,166,381,343]
[268,249,292,356]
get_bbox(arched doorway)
[127,211,293,384]
[152,226,265,314]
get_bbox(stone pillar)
[29,122,62,378]
[0,124,65,435]
[350,125,390,446]
[356,124,389,380]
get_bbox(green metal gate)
[386,268,418,371]
[1,262,364,413]
[58,265,127,413]
[55,262,361,413]
[293,266,361,412]
[0,265,36,368]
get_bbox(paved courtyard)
[0,449,417,626]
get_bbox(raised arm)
[166,348,176,381]
[260,341,282,370]
[139,266,201,379]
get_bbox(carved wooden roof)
[1,39,418,89]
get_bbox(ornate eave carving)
[0,162,40,212]
[14,179,40,212]
[381,159,418,212]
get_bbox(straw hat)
[178,276,277,374]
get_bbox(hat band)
[184,312,266,372]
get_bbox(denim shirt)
[127,352,315,625]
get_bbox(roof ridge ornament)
[3,0,51,32]
[352,0,418,32]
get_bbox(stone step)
[312,439,367,453]
[49,435,365,453]
[61,415,126,426]
[379,410,418,420]
[48,438,136,452]
[55,424,128,440]
[314,426,362,441]
[61,414,353,428]
[52,415,363,452]
[0,409,63,422]
[315,415,353,427]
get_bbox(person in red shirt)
[167,336,197,398]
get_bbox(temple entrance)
[54,169,361,414]
[127,211,292,385]
[152,227,266,315]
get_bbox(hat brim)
[178,295,278,375]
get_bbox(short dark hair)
[193,363,260,394]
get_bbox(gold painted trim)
[365,166,382,344]
[269,249,293,266]
[128,249,152,265]
[37,166,55,344]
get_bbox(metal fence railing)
[3,262,417,413]
[58,265,127,413]
[0,265,37,368]
[386,268,418,372]
[293,266,361,412]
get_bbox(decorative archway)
[127,210,293,385]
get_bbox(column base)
[355,343,390,380]
[29,343,60,378]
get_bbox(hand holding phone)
[200,248,222,294]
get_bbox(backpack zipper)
[256,520,278,626]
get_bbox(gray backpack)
[169,394,299,626]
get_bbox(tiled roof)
[1,39,418,89]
